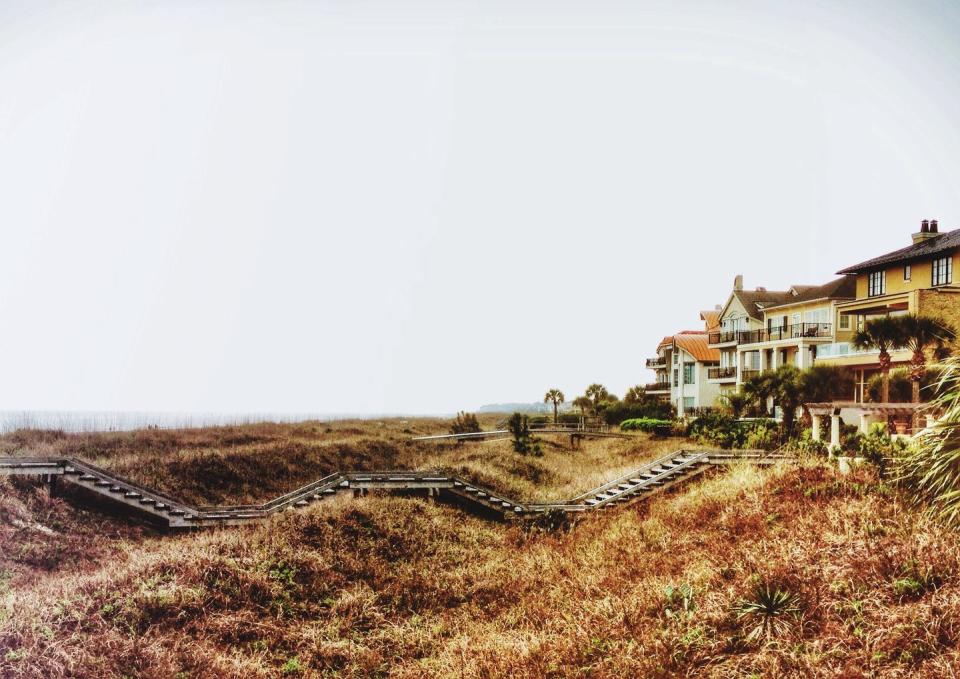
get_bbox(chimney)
[912,218,942,244]
[755,286,767,292]
[733,274,743,291]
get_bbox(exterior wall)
[671,348,722,416]
[854,250,957,298]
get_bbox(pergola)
[805,402,932,452]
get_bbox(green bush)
[602,400,674,425]
[507,413,542,456]
[855,423,907,476]
[789,428,828,456]
[688,414,779,450]
[620,418,673,433]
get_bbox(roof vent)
[755,286,767,292]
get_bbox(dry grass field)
[2,419,960,677]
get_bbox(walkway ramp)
[0,449,791,529]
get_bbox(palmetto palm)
[623,385,646,405]
[895,315,956,404]
[718,390,752,419]
[572,396,592,417]
[851,316,906,403]
[584,383,612,417]
[742,373,776,416]
[543,388,565,424]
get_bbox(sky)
[2,1,960,415]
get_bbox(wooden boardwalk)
[0,450,790,530]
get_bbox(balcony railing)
[644,381,671,392]
[738,323,833,345]
[707,366,737,380]
[645,357,666,369]
[708,330,739,345]
[740,369,761,381]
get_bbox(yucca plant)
[896,355,960,526]
[734,581,800,643]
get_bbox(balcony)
[740,369,761,381]
[645,381,671,393]
[645,357,666,369]
[707,366,737,381]
[708,330,739,346]
[738,323,833,345]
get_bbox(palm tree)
[851,316,906,403]
[719,390,752,419]
[623,385,646,405]
[543,388,565,424]
[584,383,613,417]
[771,365,804,432]
[742,373,776,416]
[895,315,956,404]
[897,355,960,526]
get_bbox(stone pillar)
[860,412,883,435]
[830,414,841,456]
[811,415,821,441]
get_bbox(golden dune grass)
[2,421,960,677]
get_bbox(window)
[683,397,695,411]
[904,265,911,281]
[932,256,953,286]
[839,314,851,330]
[683,363,695,384]
[673,369,678,386]
[672,352,678,365]
[868,270,886,297]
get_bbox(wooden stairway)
[0,449,790,529]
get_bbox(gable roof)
[761,276,857,312]
[672,333,720,363]
[700,309,721,331]
[837,229,960,274]
[732,288,793,321]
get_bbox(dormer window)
[932,256,953,286]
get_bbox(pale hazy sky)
[3,1,960,414]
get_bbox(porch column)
[860,412,882,434]
[759,349,767,373]
[811,415,821,441]
[830,414,841,455]
[797,341,809,369]
[770,348,778,371]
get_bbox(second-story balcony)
[707,366,737,381]
[645,357,666,369]
[708,330,739,346]
[738,323,833,345]
[740,368,761,381]
[645,381,671,393]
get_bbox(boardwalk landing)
[0,450,790,530]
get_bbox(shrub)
[507,413,541,456]
[450,412,481,435]
[856,423,908,476]
[620,418,672,433]
[788,428,828,456]
[602,399,674,425]
[688,413,779,450]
